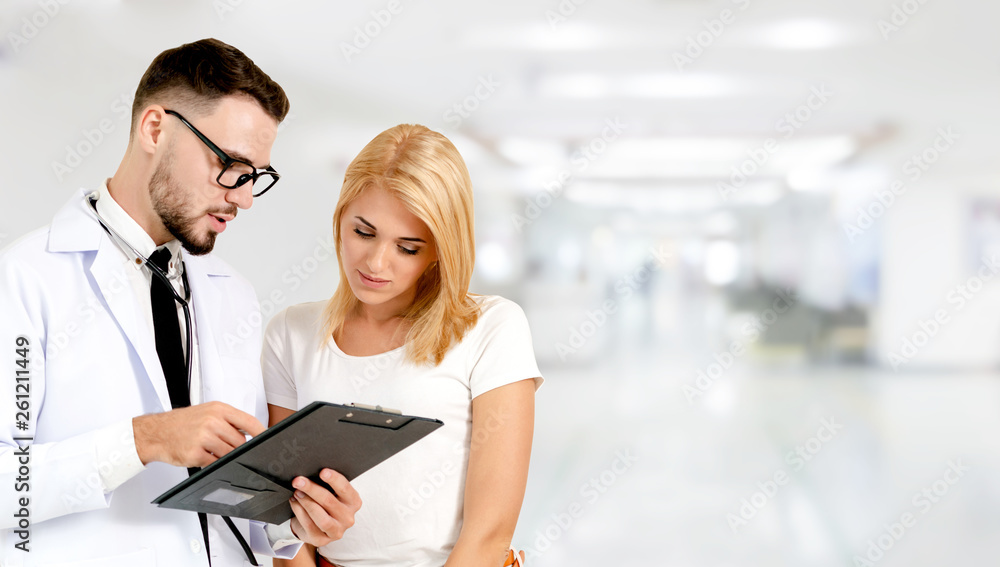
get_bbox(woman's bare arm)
[445,379,537,567]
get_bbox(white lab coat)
[0,189,277,566]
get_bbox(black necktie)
[149,247,189,409]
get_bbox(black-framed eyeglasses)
[164,109,279,198]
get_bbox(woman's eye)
[354,228,374,238]
[399,246,418,256]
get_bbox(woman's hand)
[288,468,362,546]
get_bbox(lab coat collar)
[47,187,104,253]
[48,187,237,278]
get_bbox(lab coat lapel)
[86,219,174,412]
[185,259,226,403]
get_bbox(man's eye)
[354,228,374,238]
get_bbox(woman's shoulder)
[265,300,328,339]
[469,294,529,329]
[472,293,521,313]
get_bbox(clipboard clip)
[344,403,409,430]
[348,402,402,415]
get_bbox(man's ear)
[134,105,167,156]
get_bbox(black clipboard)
[152,401,443,524]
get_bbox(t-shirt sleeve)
[262,307,298,410]
[468,298,544,399]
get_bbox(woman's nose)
[366,243,389,273]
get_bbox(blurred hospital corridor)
[3,0,1000,564]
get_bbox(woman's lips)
[359,270,390,288]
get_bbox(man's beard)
[149,150,235,256]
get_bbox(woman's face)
[339,186,438,318]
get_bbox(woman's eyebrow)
[356,216,426,243]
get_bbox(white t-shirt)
[262,295,543,567]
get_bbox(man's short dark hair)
[130,38,289,133]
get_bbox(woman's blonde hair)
[321,124,479,365]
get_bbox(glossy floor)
[519,351,1000,566]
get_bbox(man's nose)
[225,181,254,210]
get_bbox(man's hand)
[133,401,266,467]
[288,468,362,546]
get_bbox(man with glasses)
[0,39,358,566]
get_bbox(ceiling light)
[496,138,567,165]
[748,19,859,50]
[538,73,753,99]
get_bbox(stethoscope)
[88,194,194,392]
[87,194,260,565]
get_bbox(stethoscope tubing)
[88,196,194,392]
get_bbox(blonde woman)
[263,124,541,567]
